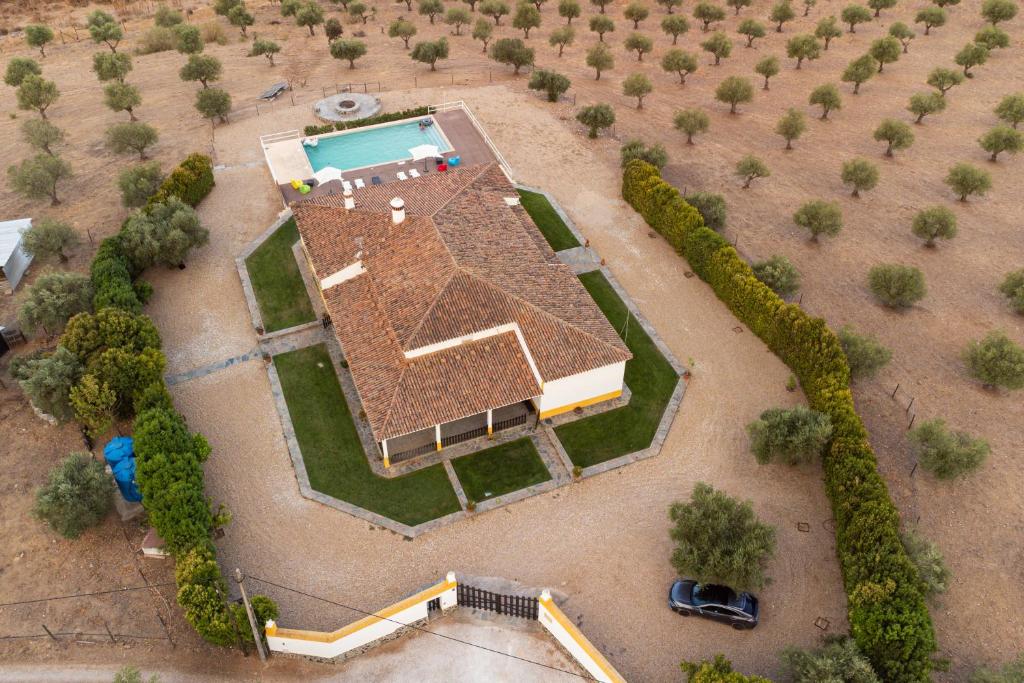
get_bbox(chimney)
[390,197,405,225]
[343,187,355,211]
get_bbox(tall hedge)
[622,160,935,682]
[147,153,216,208]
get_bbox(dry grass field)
[1,0,1022,679]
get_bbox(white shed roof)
[0,219,32,262]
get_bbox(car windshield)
[692,584,735,606]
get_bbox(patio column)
[381,439,390,469]
[487,409,493,438]
[435,424,442,451]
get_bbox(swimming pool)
[304,119,452,173]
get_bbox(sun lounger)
[409,169,421,178]
[396,171,408,180]
[354,178,365,188]
[371,176,382,185]
[342,180,353,191]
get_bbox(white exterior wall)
[538,592,626,683]
[537,361,626,416]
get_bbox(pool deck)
[275,109,499,205]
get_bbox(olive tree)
[228,4,255,36]
[34,454,113,539]
[842,54,876,93]
[420,0,446,24]
[472,18,494,51]
[715,75,754,113]
[411,38,450,70]
[838,325,891,379]
[330,39,368,68]
[736,155,771,188]
[179,54,222,88]
[927,67,963,96]
[728,0,752,13]
[979,126,1022,161]
[87,10,123,52]
[841,158,878,197]
[621,139,668,168]
[775,108,806,149]
[576,103,616,137]
[18,271,93,335]
[512,3,542,37]
[868,263,926,307]
[738,19,766,47]
[549,26,575,55]
[752,255,798,295]
[21,119,64,156]
[980,0,1018,24]
[662,49,698,83]
[955,42,988,77]
[586,43,614,79]
[105,122,158,160]
[326,16,344,40]
[793,199,842,240]
[787,34,821,69]
[26,25,55,58]
[782,639,881,683]
[755,55,780,89]
[295,1,325,35]
[912,418,990,477]
[118,162,165,208]
[389,18,417,47]
[809,83,841,118]
[4,57,41,87]
[195,87,232,123]
[693,1,726,31]
[915,6,947,34]
[963,331,1024,390]
[17,75,60,119]
[589,14,615,41]
[624,2,650,28]
[815,16,841,48]
[444,6,471,34]
[19,218,78,262]
[250,38,282,66]
[662,15,690,43]
[945,162,992,201]
[623,72,653,108]
[911,206,957,246]
[104,82,142,121]
[685,192,727,230]
[841,4,872,32]
[659,0,684,13]
[700,31,732,65]
[889,22,915,52]
[674,108,709,143]
[528,68,571,101]
[481,0,510,24]
[559,0,582,23]
[12,346,82,422]
[625,32,655,61]
[489,37,534,73]
[998,269,1024,314]
[974,26,1009,50]
[8,154,72,206]
[901,530,951,598]
[769,0,796,31]
[868,0,896,17]
[747,406,832,466]
[591,0,612,13]
[348,1,370,22]
[121,197,209,270]
[868,36,900,71]
[669,483,776,591]
[92,52,133,83]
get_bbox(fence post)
[235,569,268,662]
[891,383,900,399]
[104,622,116,643]
[156,611,175,648]
[41,624,57,642]
[906,396,915,413]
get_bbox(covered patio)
[385,401,534,465]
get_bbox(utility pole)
[235,569,267,662]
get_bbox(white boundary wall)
[538,590,627,683]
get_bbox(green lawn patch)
[553,272,679,468]
[274,345,461,526]
[451,438,551,503]
[517,189,581,252]
[245,218,317,333]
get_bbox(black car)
[668,580,759,630]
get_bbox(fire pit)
[313,93,382,123]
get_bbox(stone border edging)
[235,207,295,334]
[515,183,589,248]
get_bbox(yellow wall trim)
[539,596,627,683]
[538,390,622,420]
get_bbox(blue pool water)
[304,120,452,173]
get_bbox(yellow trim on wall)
[538,390,622,420]
[272,578,456,643]
[539,596,626,683]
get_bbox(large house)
[292,163,631,465]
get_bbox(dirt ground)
[1,0,1021,680]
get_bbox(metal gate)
[457,584,538,620]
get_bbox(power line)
[248,575,599,682]
[0,582,177,609]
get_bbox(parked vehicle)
[668,579,759,630]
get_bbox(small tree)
[868,0,897,16]
[841,158,878,197]
[683,656,773,683]
[734,153,771,188]
[669,482,776,591]
[693,2,726,31]
[528,68,571,101]
[104,82,142,121]
[901,530,951,599]
[974,26,1009,50]
[873,119,914,157]
[842,54,876,93]
[589,15,615,41]
[674,108,710,143]
[868,263,926,307]
[250,38,282,66]
[659,0,684,13]
[738,19,766,47]
[324,17,345,42]
[815,16,842,48]
[472,19,494,51]
[294,1,324,35]
[34,454,113,539]
[18,271,93,335]
[389,18,418,48]
[214,0,243,16]
[794,200,842,240]
[70,374,117,438]
[945,162,992,201]
[912,418,991,477]
[621,139,668,168]
[513,2,542,36]
[841,4,872,32]
[155,5,185,27]
[770,0,796,31]
[838,325,891,379]
[755,55,780,89]
[661,49,698,84]
[179,54,222,89]
[701,31,732,65]
[21,119,64,156]
[728,0,753,13]
[998,269,1024,314]
[979,126,1023,162]
[4,57,41,87]
[121,197,209,270]
[787,34,821,69]
[559,0,582,23]
[685,192,727,231]
[118,162,165,208]
[931,0,960,7]
[419,0,445,24]
[586,43,614,79]
[480,0,510,24]
[348,1,370,23]
[662,15,690,43]
[747,406,832,466]
[106,122,158,160]
[17,75,60,119]
[489,37,534,74]
[92,52,133,83]
[624,2,650,28]
[809,83,841,119]
[782,638,880,683]
[228,4,255,36]
[927,67,963,96]
[195,87,232,123]
[174,24,204,54]
[625,32,655,61]
[87,10,123,53]
[548,26,575,55]
[446,7,472,33]
[981,0,1018,24]
[775,108,806,149]
[623,72,653,108]
[411,38,450,70]
[889,22,915,52]
[868,36,900,72]
[751,255,798,295]
[955,42,988,77]
[330,39,368,68]
[13,347,82,422]
[715,75,754,113]
[591,0,612,12]
[963,331,1024,390]
[8,154,72,206]
[26,25,55,58]
[20,218,78,262]
[576,103,616,137]
[915,7,947,34]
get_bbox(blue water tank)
[103,436,142,502]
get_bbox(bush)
[528,68,571,102]
[669,482,776,591]
[121,197,209,271]
[684,192,726,231]
[136,26,178,55]
[945,163,991,201]
[118,162,165,208]
[175,546,237,645]
[911,418,989,478]
[62,307,161,366]
[782,637,880,682]
[747,406,833,465]
[199,21,230,45]
[838,326,891,380]
[793,199,842,240]
[868,264,925,308]
[15,346,83,422]
[683,655,772,682]
[751,255,799,296]
[4,57,41,88]
[900,529,950,598]
[19,271,94,336]
[149,153,215,207]
[174,24,204,54]
[963,331,1024,390]
[70,373,116,437]
[155,5,184,27]
[621,139,668,169]
[20,218,78,262]
[999,269,1024,314]
[34,453,113,539]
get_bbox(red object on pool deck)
[437,163,448,172]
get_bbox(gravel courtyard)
[159,86,846,681]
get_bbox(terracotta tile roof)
[293,163,631,442]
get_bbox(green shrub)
[684,192,726,231]
[621,139,668,169]
[838,326,891,380]
[18,271,94,336]
[683,655,772,682]
[148,153,215,207]
[62,307,161,366]
[747,406,833,465]
[136,26,178,55]
[868,264,925,308]
[751,255,799,297]
[963,330,1024,390]
[970,654,1024,683]
[782,637,880,682]
[34,453,113,539]
[999,269,1024,314]
[911,418,989,479]
[900,529,950,598]
[15,346,82,422]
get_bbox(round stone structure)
[313,93,382,123]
